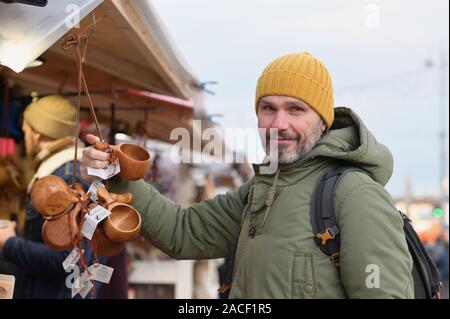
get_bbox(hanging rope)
[60,16,105,297]
[61,15,104,186]
[1,77,10,158]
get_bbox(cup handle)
[94,141,110,152]
[97,187,115,206]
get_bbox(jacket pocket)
[292,253,317,299]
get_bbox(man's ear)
[321,122,326,133]
[256,102,261,114]
[33,130,44,144]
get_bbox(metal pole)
[109,103,116,145]
[439,51,448,205]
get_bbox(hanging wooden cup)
[70,183,85,197]
[91,223,125,257]
[94,141,150,180]
[97,187,141,244]
[41,202,82,250]
[30,175,79,216]
[96,187,133,206]
[109,192,132,205]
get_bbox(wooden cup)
[94,141,150,181]
[41,202,82,250]
[91,223,125,257]
[97,188,141,244]
[30,175,79,216]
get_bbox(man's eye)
[263,105,275,112]
[290,107,303,113]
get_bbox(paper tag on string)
[71,272,84,298]
[81,215,98,240]
[71,278,80,298]
[87,159,120,180]
[71,287,78,298]
[72,272,92,299]
[88,180,105,203]
[81,206,111,240]
[88,263,114,284]
[78,275,94,299]
[62,248,84,271]
[88,205,111,222]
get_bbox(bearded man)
[80,53,413,299]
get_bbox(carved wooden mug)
[97,187,141,244]
[30,175,79,216]
[41,202,82,250]
[94,141,150,180]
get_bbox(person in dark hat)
[0,95,105,299]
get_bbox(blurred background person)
[0,95,105,298]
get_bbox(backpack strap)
[310,165,367,267]
[400,212,443,299]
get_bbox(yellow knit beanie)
[23,95,77,139]
[255,52,334,129]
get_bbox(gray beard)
[264,120,324,165]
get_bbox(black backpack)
[311,165,443,299]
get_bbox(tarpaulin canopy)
[0,0,102,72]
[0,0,223,150]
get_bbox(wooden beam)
[48,43,174,97]
[109,0,191,100]
[2,49,199,140]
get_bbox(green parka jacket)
[109,107,414,299]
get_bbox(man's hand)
[0,221,16,251]
[80,134,111,184]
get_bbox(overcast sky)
[151,0,449,198]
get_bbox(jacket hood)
[306,106,393,186]
[250,106,393,230]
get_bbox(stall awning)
[0,0,219,147]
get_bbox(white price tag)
[81,215,98,240]
[87,159,120,180]
[81,206,111,240]
[88,180,105,203]
[72,272,92,299]
[62,248,83,271]
[71,279,80,298]
[79,276,94,299]
[71,272,84,298]
[88,263,114,284]
[88,205,111,222]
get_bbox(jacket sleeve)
[2,237,70,279]
[108,177,253,260]
[335,172,414,299]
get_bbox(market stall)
[0,0,233,299]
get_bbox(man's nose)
[271,111,289,131]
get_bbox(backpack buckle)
[435,281,444,299]
[218,283,231,294]
[330,252,340,267]
[316,226,340,246]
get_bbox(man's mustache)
[265,130,301,141]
